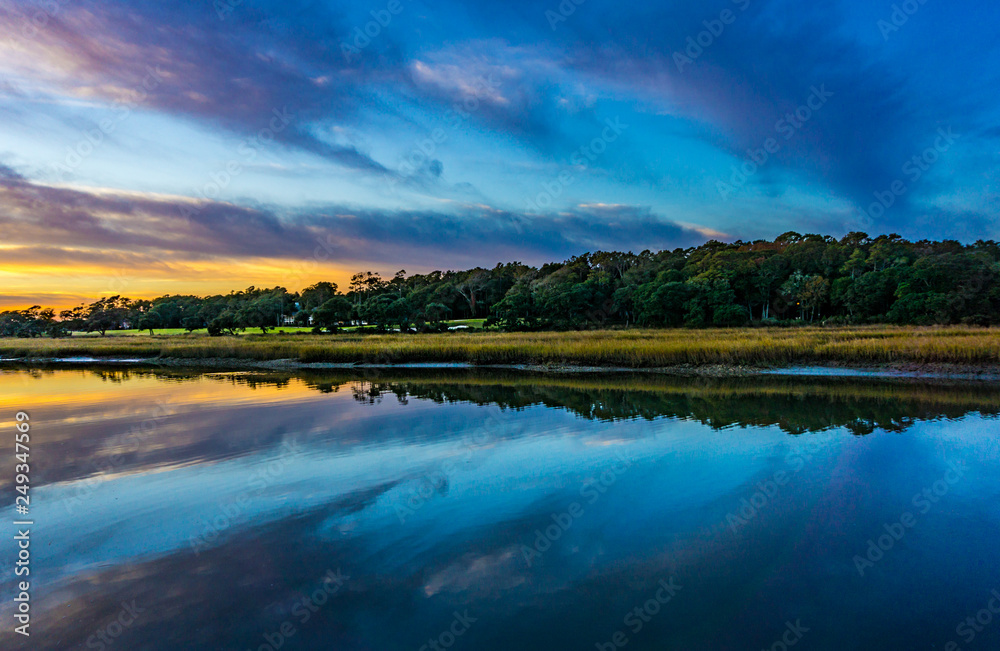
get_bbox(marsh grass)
[1,327,999,367]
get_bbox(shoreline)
[3,355,1000,381]
[2,327,999,380]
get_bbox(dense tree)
[136,311,160,335]
[182,316,204,333]
[422,302,451,327]
[312,297,352,332]
[84,296,133,336]
[5,233,1000,338]
[300,282,338,311]
[58,305,88,332]
[0,307,58,337]
[238,295,283,334]
[455,269,492,318]
[207,311,242,336]
[488,275,538,330]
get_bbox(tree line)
[3,232,999,337]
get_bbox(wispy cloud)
[0,167,713,273]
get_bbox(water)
[1,367,999,650]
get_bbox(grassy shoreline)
[1,326,1000,370]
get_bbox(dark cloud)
[0,174,710,271]
[0,0,401,175]
[0,162,25,181]
[530,0,993,225]
[437,0,1000,232]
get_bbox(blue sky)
[0,0,997,305]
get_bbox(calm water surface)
[1,368,999,650]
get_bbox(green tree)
[182,316,204,333]
[84,296,132,336]
[136,312,161,335]
[312,297,353,332]
[208,311,242,336]
[489,276,537,330]
[300,282,339,311]
[238,296,283,334]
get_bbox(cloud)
[0,0,397,175]
[0,293,94,309]
[445,0,1000,231]
[0,170,712,274]
[0,0,995,253]
[544,4,908,206]
[403,41,575,154]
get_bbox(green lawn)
[445,319,487,328]
[71,321,487,337]
[71,327,317,337]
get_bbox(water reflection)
[0,367,998,650]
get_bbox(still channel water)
[1,367,999,650]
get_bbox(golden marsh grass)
[1,326,999,367]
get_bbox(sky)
[0,0,998,308]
